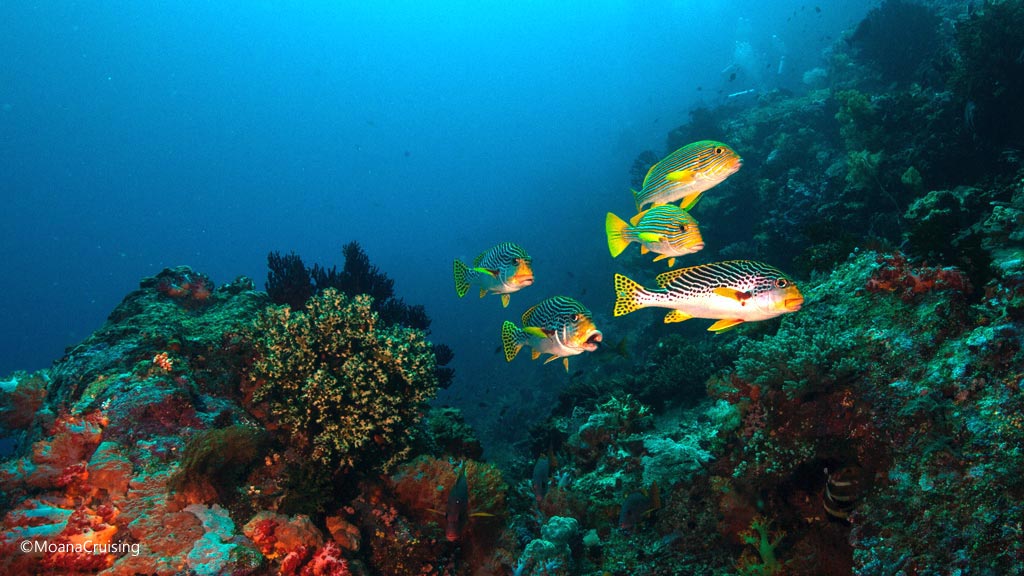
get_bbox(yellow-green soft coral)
[246,288,438,473]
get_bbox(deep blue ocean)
[1,1,872,411]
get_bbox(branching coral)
[736,515,786,576]
[246,288,439,473]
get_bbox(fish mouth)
[514,275,534,287]
[690,242,706,252]
[581,330,603,352]
[784,295,804,311]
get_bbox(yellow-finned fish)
[606,205,705,267]
[501,296,603,372]
[454,242,534,308]
[613,261,803,332]
[632,140,742,212]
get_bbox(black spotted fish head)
[749,264,803,316]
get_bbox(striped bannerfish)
[606,205,705,267]
[822,466,866,522]
[501,296,603,372]
[632,140,742,212]
[613,261,803,332]
[453,242,534,308]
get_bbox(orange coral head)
[152,352,173,371]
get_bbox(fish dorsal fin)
[642,163,658,186]
[637,232,663,243]
[707,318,744,332]
[501,294,511,308]
[524,326,550,339]
[713,287,752,303]
[629,210,647,226]
[663,310,692,323]
[474,267,499,278]
[665,169,695,183]
[655,267,692,287]
[472,252,487,267]
[521,303,540,325]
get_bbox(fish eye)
[570,313,579,322]
[714,146,724,154]
[679,224,689,232]
[775,278,789,288]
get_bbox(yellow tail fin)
[501,321,524,362]
[613,273,646,317]
[605,212,632,258]
[454,259,470,298]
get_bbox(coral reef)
[3,5,1024,575]
[0,261,454,574]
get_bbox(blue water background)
[0,2,872,408]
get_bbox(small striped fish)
[501,296,603,371]
[606,205,705,267]
[632,140,742,212]
[613,260,803,332]
[454,242,533,308]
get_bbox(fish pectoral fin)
[663,310,692,323]
[707,319,744,332]
[713,287,752,302]
[523,326,550,339]
[680,192,704,211]
[473,267,500,278]
[665,169,696,183]
[637,232,663,243]
[501,294,511,308]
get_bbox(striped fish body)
[606,205,705,267]
[501,296,603,371]
[632,140,742,212]
[613,260,803,332]
[454,242,533,307]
